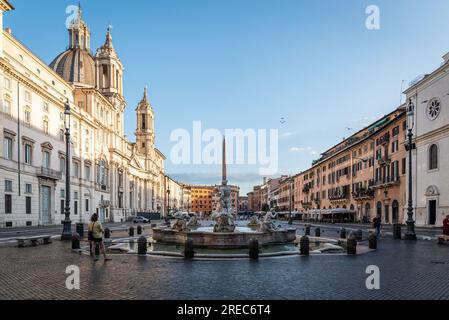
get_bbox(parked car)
[133,216,149,223]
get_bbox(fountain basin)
[152,226,297,249]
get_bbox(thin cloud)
[289,146,318,155]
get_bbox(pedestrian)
[88,213,111,262]
[443,214,449,236]
[373,215,381,238]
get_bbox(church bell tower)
[135,87,155,154]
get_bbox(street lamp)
[404,98,417,240]
[288,178,293,225]
[61,99,72,240]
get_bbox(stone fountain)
[152,138,296,249]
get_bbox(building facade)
[0,3,166,227]
[404,52,449,227]
[293,108,407,224]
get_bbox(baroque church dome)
[49,5,96,87]
[50,48,95,86]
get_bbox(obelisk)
[222,137,227,185]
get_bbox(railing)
[352,189,374,200]
[371,175,400,188]
[378,155,391,165]
[36,167,62,180]
[328,193,349,201]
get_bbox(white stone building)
[404,52,449,227]
[0,2,166,227]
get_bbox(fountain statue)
[247,215,260,227]
[259,212,279,233]
[186,214,201,228]
[171,218,188,232]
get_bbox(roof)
[49,48,96,87]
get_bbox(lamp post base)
[404,232,417,240]
[61,219,72,241]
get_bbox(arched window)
[429,144,438,170]
[376,201,382,219]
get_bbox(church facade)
[0,1,167,227]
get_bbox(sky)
[5,0,449,194]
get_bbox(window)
[2,99,11,115]
[4,77,11,90]
[84,165,91,181]
[5,194,12,214]
[24,90,32,103]
[85,199,89,212]
[43,118,49,135]
[4,137,13,160]
[5,180,12,192]
[429,144,438,170]
[42,151,50,168]
[427,98,441,121]
[25,183,32,194]
[43,101,49,112]
[74,200,78,215]
[60,157,66,175]
[391,140,399,153]
[59,129,65,141]
[73,161,80,178]
[24,107,31,125]
[24,144,32,165]
[402,158,406,175]
[61,199,65,215]
[392,126,400,136]
[26,196,31,214]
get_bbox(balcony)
[36,167,62,180]
[302,186,310,193]
[370,175,400,189]
[328,193,349,202]
[377,155,391,165]
[377,133,390,146]
[352,189,374,200]
[301,201,312,208]
[313,197,321,205]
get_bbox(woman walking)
[88,213,111,261]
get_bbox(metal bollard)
[104,228,111,239]
[340,227,347,239]
[76,223,84,239]
[71,233,80,250]
[315,227,321,237]
[137,225,143,235]
[129,226,135,237]
[300,235,310,256]
[368,232,377,250]
[393,224,401,239]
[184,239,194,259]
[304,225,310,236]
[138,236,147,255]
[347,232,357,255]
[249,239,259,260]
[356,229,363,241]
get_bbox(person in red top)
[443,214,449,236]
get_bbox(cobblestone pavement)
[1,230,449,300]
